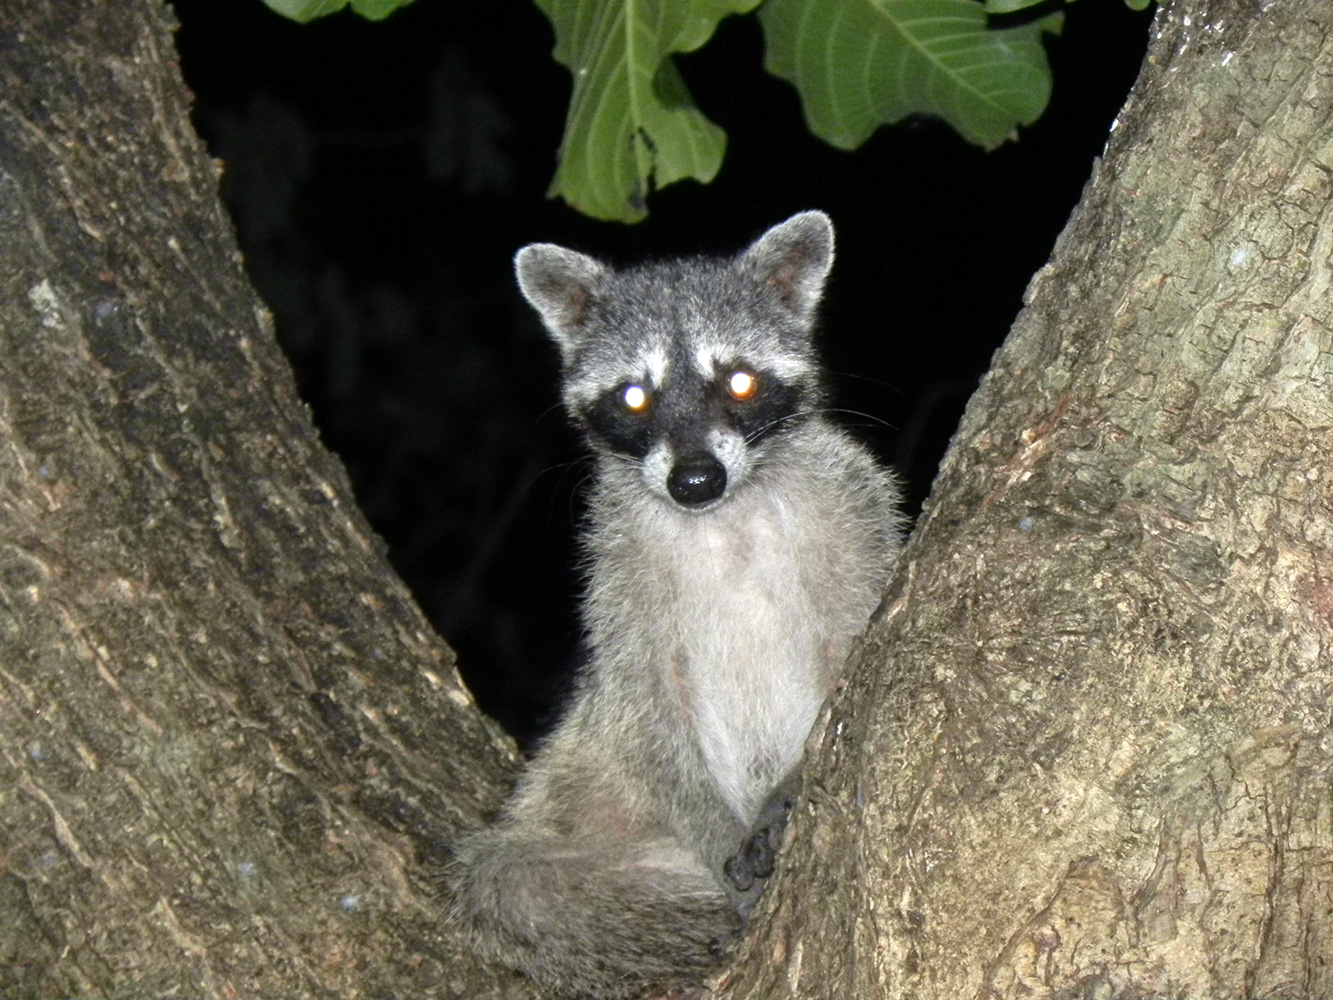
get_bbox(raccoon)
[449,211,903,999]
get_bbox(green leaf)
[758,0,1056,150]
[982,0,1050,13]
[261,0,415,23]
[535,0,763,223]
[348,0,415,20]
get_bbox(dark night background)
[168,0,1153,745]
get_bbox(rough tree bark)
[0,2,518,996]
[0,2,1328,1000]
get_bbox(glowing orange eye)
[727,370,757,400]
[623,384,649,412]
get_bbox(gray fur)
[450,212,903,999]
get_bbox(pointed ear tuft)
[514,244,609,357]
[742,211,835,323]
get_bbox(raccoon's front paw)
[724,793,794,892]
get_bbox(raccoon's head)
[515,211,835,510]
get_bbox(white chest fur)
[666,498,836,823]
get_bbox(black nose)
[668,453,727,506]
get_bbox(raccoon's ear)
[514,244,609,357]
[742,211,835,325]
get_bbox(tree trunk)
[0,3,519,997]
[720,1,1333,997]
[1,1,1329,999]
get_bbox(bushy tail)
[447,825,739,999]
